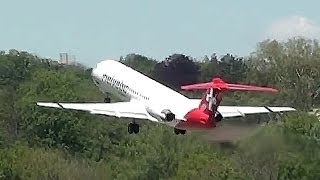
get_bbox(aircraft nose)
[91,67,98,78]
[91,63,102,82]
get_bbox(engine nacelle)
[161,109,175,121]
[146,107,175,122]
[185,108,209,124]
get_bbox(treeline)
[0,38,319,179]
[122,39,320,110]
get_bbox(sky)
[1,0,320,67]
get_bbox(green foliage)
[218,54,247,83]
[0,143,112,180]
[246,38,320,110]
[198,53,247,83]
[121,53,157,78]
[199,55,219,82]
[153,54,200,90]
[282,112,320,140]
[1,37,320,179]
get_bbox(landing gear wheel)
[133,123,139,134]
[128,123,133,134]
[174,128,186,135]
[215,112,223,122]
[174,128,180,135]
[104,97,111,103]
[128,123,139,134]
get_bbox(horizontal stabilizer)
[181,77,278,93]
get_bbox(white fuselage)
[36,59,296,134]
[91,60,198,127]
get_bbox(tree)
[217,54,247,83]
[1,42,320,179]
[121,53,157,77]
[0,50,41,139]
[199,54,219,82]
[152,54,200,90]
[246,38,320,110]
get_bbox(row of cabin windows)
[102,74,149,100]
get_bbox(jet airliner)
[37,59,295,135]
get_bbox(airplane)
[37,59,296,135]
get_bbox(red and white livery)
[37,59,295,135]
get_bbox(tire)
[174,128,180,135]
[133,124,139,134]
[128,123,133,134]
[180,130,186,135]
[215,112,223,122]
[104,97,111,103]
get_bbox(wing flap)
[36,102,155,121]
[218,106,296,118]
[268,107,296,112]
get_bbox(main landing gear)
[128,122,139,134]
[104,97,111,103]
[174,128,186,135]
[215,112,223,122]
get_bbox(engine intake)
[161,109,175,121]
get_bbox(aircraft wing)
[36,101,157,121]
[187,99,295,118]
[217,106,296,118]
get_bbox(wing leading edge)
[36,102,157,121]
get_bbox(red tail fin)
[182,77,278,121]
[181,77,278,93]
[198,88,223,114]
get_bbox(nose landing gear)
[104,97,111,103]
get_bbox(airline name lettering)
[102,74,149,100]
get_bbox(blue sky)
[1,0,320,67]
